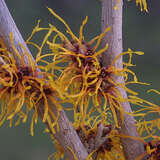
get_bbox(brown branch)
[101,0,144,159]
[0,0,88,159]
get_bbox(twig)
[101,0,144,159]
[0,0,88,159]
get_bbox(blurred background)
[0,0,159,159]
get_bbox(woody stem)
[101,0,144,159]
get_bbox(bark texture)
[0,0,88,159]
[101,0,144,159]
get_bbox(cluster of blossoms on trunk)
[1,0,160,160]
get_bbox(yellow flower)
[133,90,160,142]
[41,8,151,129]
[135,0,148,12]
[0,34,62,136]
[51,106,124,160]
[73,114,125,160]
[116,0,148,12]
[143,139,160,160]
[24,10,157,155]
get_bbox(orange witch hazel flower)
[45,8,148,128]
[49,108,125,160]
[135,0,148,11]
[115,0,148,12]
[0,7,155,160]
[73,111,125,160]
[127,0,148,12]
[128,90,160,136]
[0,33,62,136]
[135,138,160,160]
[132,90,160,135]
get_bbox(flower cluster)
[51,109,124,160]
[144,140,160,160]
[135,0,148,11]
[0,4,158,160]
[116,0,148,12]
[0,33,62,136]
[44,9,149,130]
[28,9,151,160]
